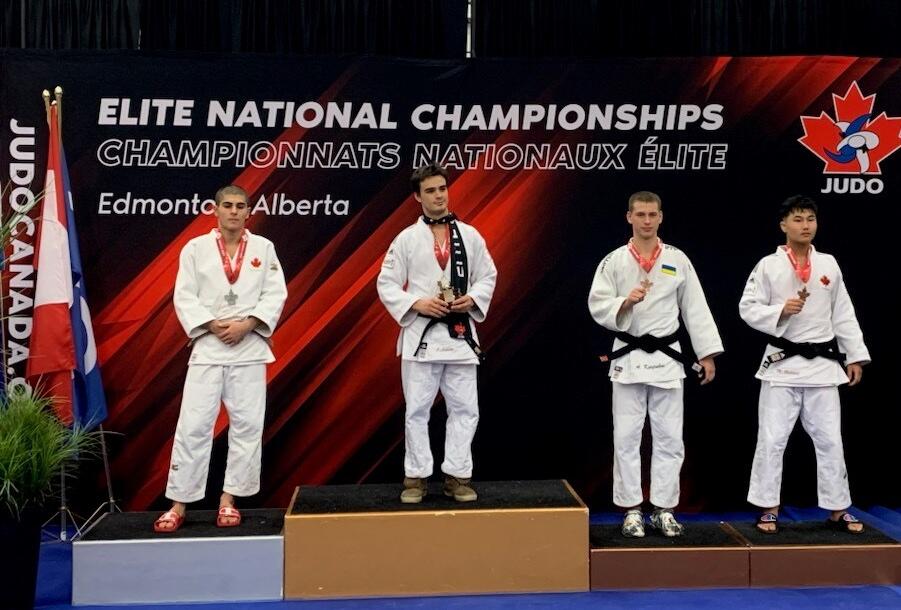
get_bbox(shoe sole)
[443,490,477,502]
[400,494,426,504]
[650,526,683,537]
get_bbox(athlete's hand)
[698,356,716,385]
[412,297,450,318]
[781,298,805,319]
[450,295,475,313]
[215,318,256,346]
[846,363,863,386]
[620,286,647,312]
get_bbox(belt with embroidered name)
[761,335,845,369]
[413,313,485,362]
[599,327,701,373]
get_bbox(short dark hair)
[779,195,818,220]
[215,184,248,204]
[410,162,449,194]
[628,191,662,212]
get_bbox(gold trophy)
[437,278,459,303]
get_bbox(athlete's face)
[781,208,817,247]
[415,175,449,219]
[216,195,250,232]
[627,200,662,239]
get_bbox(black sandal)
[825,512,864,534]
[755,512,779,534]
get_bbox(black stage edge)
[81,509,285,540]
[291,479,582,514]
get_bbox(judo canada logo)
[798,81,901,194]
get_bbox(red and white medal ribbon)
[214,229,248,284]
[627,238,662,273]
[433,224,451,270]
[782,245,811,284]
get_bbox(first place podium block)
[283,480,589,599]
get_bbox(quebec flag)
[26,103,107,429]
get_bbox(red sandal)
[217,505,242,528]
[153,510,185,533]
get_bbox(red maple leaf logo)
[820,275,831,286]
[251,257,261,268]
[798,81,901,175]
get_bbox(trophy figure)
[437,278,459,303]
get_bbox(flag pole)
[57,83,122,530]
[38,88,84,542]
[82,427,121,531]
[42,89,50,123]
[54,86,62,128]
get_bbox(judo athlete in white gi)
[154,185,287,532]
[377,163,497,503]
[740,195,869,534]
[588,191,723,537]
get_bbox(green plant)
[0,385,99,519]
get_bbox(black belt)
[413,313,485,362]
[599,328,701,373]
[761,335,845,368]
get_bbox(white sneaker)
[650,508,684,537]
[622,509,645,538]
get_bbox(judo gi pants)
[402,360,479,479]
[747,382,851,510]
[612,381,684,509]
[166,363,267,503]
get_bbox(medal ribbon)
[627,238,662,273]
[434,224,450,270]
[214,229,248,284]
[782,245,811,284]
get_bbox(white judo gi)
[377,217,497,479]
[589,242,723,508]
[167,229,287,503]
[739,245,869,510]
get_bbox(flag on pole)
[26,103,107,428]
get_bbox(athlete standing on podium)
[588,191,723,538]
[377,163,497,504]
[154,184,287,532]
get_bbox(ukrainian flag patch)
[661,264,677,276]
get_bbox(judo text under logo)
[798,81,901,194]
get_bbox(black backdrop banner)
[1,51,899,511]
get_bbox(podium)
[69,491,900,604]
[72,509,284,605]
[283,479,589,598]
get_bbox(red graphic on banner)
[799,81,901,174]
